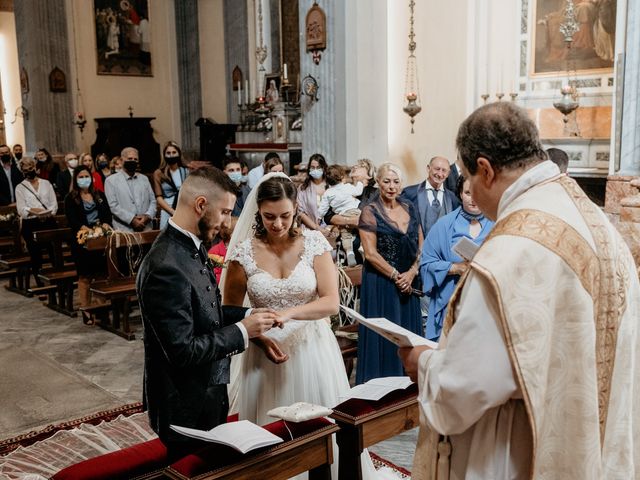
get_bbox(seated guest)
[240,160,249,185]
[420,176,494,341]
[105,147,156,232]
[12,143,23,162]
[64,165,113,323]
[318,165,363,266]
[34,147,60,187]
[546,147,569,174]
[297,153,329,232]
[56,152,79,195]
[95,153,112,185]
[80,152,104,192]
[223,157,250,216]
[0,144,23,206]
[15,157,57,286]
[153,141,188,229]
[247,152,280,188]
[264,156,284,174]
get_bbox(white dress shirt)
[15,179,58,219]
[425,182,445,205]
[168,218,249,347]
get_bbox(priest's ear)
[475,157,496,187]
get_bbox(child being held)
[317,165,363,266]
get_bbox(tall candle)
[245,80,249,104]
[237,81,242,106]
[283,63,288,80]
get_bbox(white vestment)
[413,161,640,479]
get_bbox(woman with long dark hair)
[34,147,60,189]
[296,153,329,231]
[64,165,112,323]
[153,141,188,229]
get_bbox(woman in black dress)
[64,165,112,323]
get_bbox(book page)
[452,236,479,261]
[170,420,283,454]
[340,305,438,349]
[337,376,414,403]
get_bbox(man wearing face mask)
[0,144,24,206]
[104,146,157,232]
[56,153,79,195]
[223,157,249,216]
[137,166,279,460]
[12,144,23,162]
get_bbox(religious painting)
[532,0,616,76]
[94,0,152,76]
[264,74,281,104]
[49,67,66,92]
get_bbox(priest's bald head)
[172,166,238,245]
[455,102,548,221]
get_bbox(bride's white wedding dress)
[227,229,378,479]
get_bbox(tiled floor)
[0,285,417,471]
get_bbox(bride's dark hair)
[254,176,301,239]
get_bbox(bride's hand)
[256,336,289,364]
[274,309,294,327]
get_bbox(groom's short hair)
[180,166,238,204]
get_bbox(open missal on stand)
[170,420,283,454]
[340,305,438,349]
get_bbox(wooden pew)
[335,265,362,378]
[0,206,22,257]
[331,384,420,480]
[32,225,77,316]
[85,230,160,340]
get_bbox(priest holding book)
[400,102,640,479]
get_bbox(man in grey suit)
[401,156,460,239]
[137,167,279,460]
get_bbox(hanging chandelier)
[553,0,580,133]
[255,0,268,101]
[403,0,421,134]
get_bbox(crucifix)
[128,106,134,118]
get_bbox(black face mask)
[165,155,180,165]
[1,154,11,164]
[124,160,138,174]
[24,170,37,180]
[98,161,109,170]
[14,152,22,161]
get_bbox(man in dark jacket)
[0,144,23,206]
[401,156,460,239]
[136,166,278,460]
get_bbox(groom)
[137,166,279,460]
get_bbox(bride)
[222,173,377,478]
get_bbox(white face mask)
[309,168,323,179]
[67,159,78,169]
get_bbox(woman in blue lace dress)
[356,163,423,384]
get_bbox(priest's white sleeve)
[417,270,518,435]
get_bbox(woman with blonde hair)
[356,162,423,383]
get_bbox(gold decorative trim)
[484,208,600,299]
[557,175,628,444]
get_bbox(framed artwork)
[94,0,152,76]
[49,67,66,92]
[264,74,281,104]
[532,0,616,76]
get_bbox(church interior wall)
[0,10,24,147]
[199,0,229,124]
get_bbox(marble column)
[14,0,74,154]
[174,0,203,157]
[298,0,347,165]
[224,0,250,124]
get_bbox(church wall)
[199,0,229,124]
[66,0,181,159]
[0,11,24,147]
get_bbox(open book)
[337,376,414,403]
[452,236,480,261]
[170,420,283,454]
[340,305,438,349]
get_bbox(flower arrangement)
[0,212,16,222]
[208,253,226,269]
[77,223,114,246]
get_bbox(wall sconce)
[10,106,28,124]
[73,111,87,133]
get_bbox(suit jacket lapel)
[443,190,452,213]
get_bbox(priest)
[400,102,640,479]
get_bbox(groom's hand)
[241,310,278,338]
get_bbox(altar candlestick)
[237,81,241,106]
[245,80,249,104]
[283,63,288,80]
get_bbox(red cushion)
[52,439,167,480]
[332,383,418,418]
[170,417,333,478]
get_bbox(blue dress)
[420,207,494,341]
[356,199,422,384]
